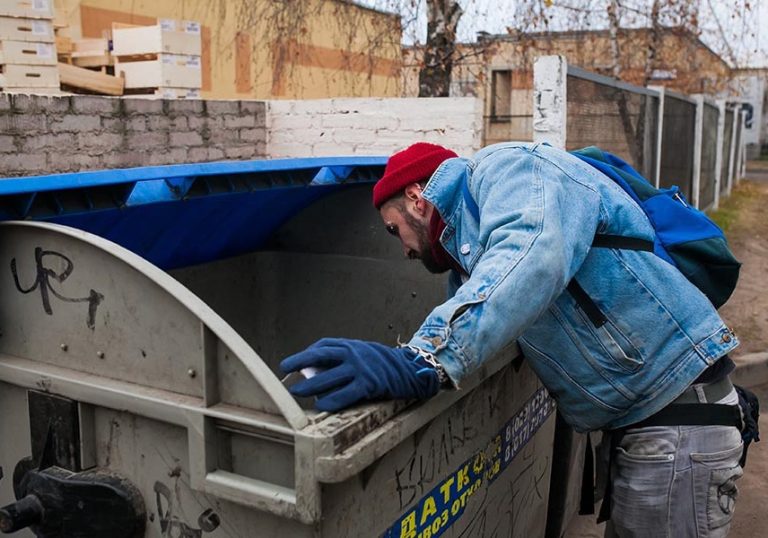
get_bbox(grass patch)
[707,181,758,233]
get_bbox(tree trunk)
[418,0,463,97]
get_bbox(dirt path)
[713,175,768,358]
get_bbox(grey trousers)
[605,389,743,538]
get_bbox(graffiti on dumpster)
[10,247,104,330]
[394,406,480,510]
[154,481,221,537]
[383,387,555,538]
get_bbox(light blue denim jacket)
[407,142,738,432]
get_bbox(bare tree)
[418,0,464,96]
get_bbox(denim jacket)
[407,142,738,432]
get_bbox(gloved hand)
[280,338,441,412]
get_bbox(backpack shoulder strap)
[593,235,654,252]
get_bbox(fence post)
[648,85,665,188]
[739,109,748,180]
[691,95,704,209]
[533,55,567,149]
[734,109,745,185]
[713,99,726,210]
[727,105,738,196]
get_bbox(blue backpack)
[461,146,740,308]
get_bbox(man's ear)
[403,183,429,215]
[403,183,422,202]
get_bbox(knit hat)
[373,142,458,209]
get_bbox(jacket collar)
[421,157,470,227]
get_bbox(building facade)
[56,0,403,99]
[404,27,735,146]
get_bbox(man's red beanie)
[373,142,458,209]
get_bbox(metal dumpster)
[0,158,556,537]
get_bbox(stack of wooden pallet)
[113,19,201,98]
[70,38,112,71]
[0,0,60,94]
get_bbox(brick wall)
[266,97,484,158]
[0,94,267,177]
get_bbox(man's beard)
[402,210,450,274]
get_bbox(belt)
[671,376,734,405]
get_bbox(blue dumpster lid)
[0,157,387,269]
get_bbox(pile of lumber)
[0,0,60,94]
[0,9,201,98]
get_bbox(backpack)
[460,146,741,308]
[570,146,740,308]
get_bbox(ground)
[714,164,768,358]
[565,160,768,538]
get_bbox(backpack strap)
[593,235,654,252]
[570,236,655,327]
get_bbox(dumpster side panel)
[321,360,556,538]
[0,382,34,538]
[0,226,204,398]
[0,223,298,421]
[88,409,313,538]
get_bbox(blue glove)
[280,338,441,412]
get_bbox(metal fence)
[698,99,720,210]
[659,93,696,200]
[565,66,659,182]
[532,55,747,211]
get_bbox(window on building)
[491,70,512,122]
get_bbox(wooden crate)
[115,54,201,89]
[125,86,200,99]
[0,63,58,88]
[58,62,123,96]
[71,38,111,68]
[112,20,201,56]
[0,0,55,20]
[55,34,72,55]
[0,39,56,65]
[0,16,54,42]
[156,86,199,99]
[2,85,60,94]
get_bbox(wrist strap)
[402,345,451,387]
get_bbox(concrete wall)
[0,94,266,177]
[0,94,483,178]
[266,97,484,158]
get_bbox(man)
[281,142,743,537]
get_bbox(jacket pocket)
[571,301,645,373]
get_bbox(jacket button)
[460,244,471,255]
[722,333,732,343]
[431,336,443,346]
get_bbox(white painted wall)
[265,97,483,158]
[728,74,766,157]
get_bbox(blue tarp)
[0,157,387,269]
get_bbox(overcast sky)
[360,0,767,69]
